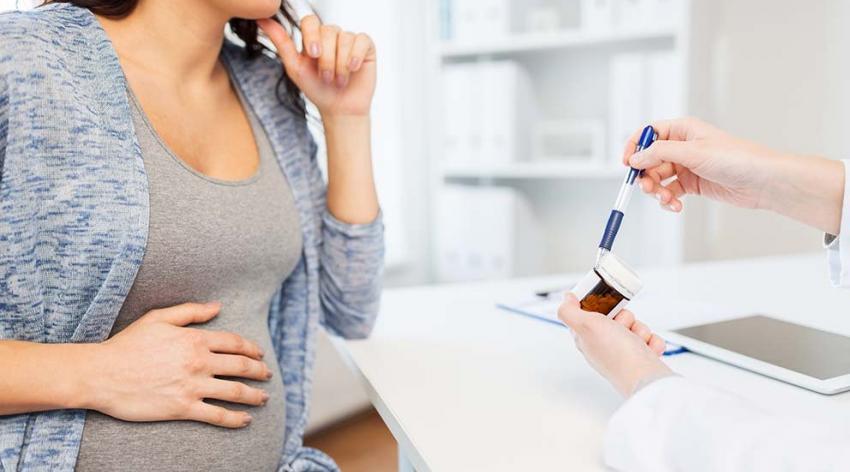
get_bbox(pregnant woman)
[0,1,383,471]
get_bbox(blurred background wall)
[685,0,850,261]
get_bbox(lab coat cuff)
[827,160,850,288]
[631,371,679,395]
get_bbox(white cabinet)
[428,0,692,280]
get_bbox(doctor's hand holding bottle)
[560,116,846,397]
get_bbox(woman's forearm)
[0,340,98,415]
[763,155,844,235]
[322,115,380,225]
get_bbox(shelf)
[441,162,625,180]
[439,28,677,58]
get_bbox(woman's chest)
[129,76,261,182]
[109,96,304,334]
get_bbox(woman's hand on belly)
[84,302,273,428]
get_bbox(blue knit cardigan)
[0,4,384,471]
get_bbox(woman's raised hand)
[257,15,376,118]
[88,303,272,428]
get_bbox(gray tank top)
[76,84,302,471]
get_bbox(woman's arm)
[0,303,272,428]
[324,115,379,224]
[0,340,100,414]
[258,17,384,339]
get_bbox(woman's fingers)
[319,25,340,85]
[272,15,371,91]
[203,331,264,360]
[148,302,220,326]
[209,354,272,381]
[349,33,375,72]
[300,15,322,58]
[335,31,355,87]
[203,378,269,406]
[257,19,300,74]
[188,402,253,428]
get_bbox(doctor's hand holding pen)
[561,116,846,397]
[625,117,843,235]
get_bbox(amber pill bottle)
[570,252,642,317]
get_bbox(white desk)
[332,254,850,471]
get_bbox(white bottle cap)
[595,252,642,300]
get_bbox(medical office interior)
[3,0,850,470]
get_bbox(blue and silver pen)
[596,125,657,263]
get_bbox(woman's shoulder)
[0,4,99,73]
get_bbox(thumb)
[557,293,586,330]
[628,140,703,170]
[257,19,301,75]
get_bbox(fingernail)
[349,57,361,71]
[266,369,274,379]
[261,392,270,404]
[336,75,349,88]
[258,348,265,358]
[656,193,664,202]
[630,152,643,164]
[243,415,253,426]
[322,70,333,84]
[309,42,321,57]
[206,302,221,309]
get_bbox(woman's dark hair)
[47,0,306,118]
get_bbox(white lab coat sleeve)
[603,376,850,471]
[826,160,850,287]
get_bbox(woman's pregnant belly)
[75,310,287,472]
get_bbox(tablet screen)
[674,315,850,380]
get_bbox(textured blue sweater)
[0,4,384,471]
